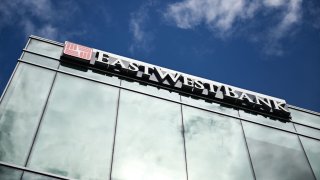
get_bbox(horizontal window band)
[16,60,320,139]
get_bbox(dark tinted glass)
[183,106,254,180]
[111,90,186,180]
[243,122,315,180]
[27,74,119,179]
[0,63,55,165]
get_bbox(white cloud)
[273,0,301,38]
[0,0,57,39]
[264,0,302,55]
[0,0,85,41]
[308,3,320,30]
[129,1,156,54]
[164,0,303,55]
[38,25,58,39]
[21,19,58,40]
[24,0,54,19]
[263,0,286,7]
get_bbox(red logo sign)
[64,42,92,61]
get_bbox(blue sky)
[0,0,319,112]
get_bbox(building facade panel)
[111,90,187,180]
[27,74,119,179]
[26,39,63,60]
[182,106,254,180]
[300,136,320,179]
[0,63,55,166]
[243,121,315,180]
[290,108,320,129]
[22,52,60,69]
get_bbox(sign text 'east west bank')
[62,41,290,119]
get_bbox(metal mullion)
[108,80,122,180]
[0,161,71,180]
[20,64,61,179]
[293,121,320,131]
[239,120,257,180]
[19,60,59,71]
[179,99,189,180]
[24,38,32,50]
[22,49,61,61]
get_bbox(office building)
[0,35,319,180]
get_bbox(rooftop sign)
[62,41,290,119]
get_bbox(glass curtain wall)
[242,122,315,180]
[1,36,320,180]
[26,74,119,179]
[0,63,55,165]
[182,106,254,180]
[111,90,186,180]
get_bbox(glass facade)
[182,106,254,180]
[0,36,319,179]
[243,122,315,180]
[27,74,119,179]
[111,90,186,180]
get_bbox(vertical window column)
[111,90,187,180]
[0,63,56,166]
[182,106,254,180]
[242,122,316,180]
[26,74,119,180]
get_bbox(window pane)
[27,74,119,179]
[26,39,63,59]
[300,137,320,179]
[0,165,22,180]
[243,122,315,180]
[0,63,55,165]
[290,108,320,129]
[111,90,186,180]
[22,52,59,69]
[59,62,120,86]
[183,106,254,180]
[121,79,180,101]
[182,96,239,116]
[295,124,320,139]
[239,110,295,132]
